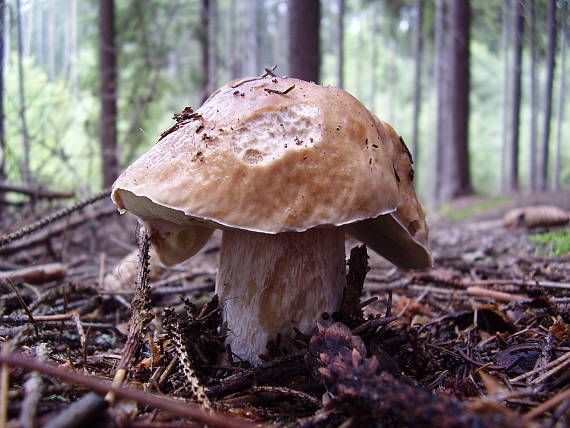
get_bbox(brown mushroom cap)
[112,77,431,268]
[346,119,431,270]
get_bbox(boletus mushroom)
[111,76,431,364]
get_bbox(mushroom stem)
[216,227,346,364]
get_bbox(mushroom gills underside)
[346,214,432,270]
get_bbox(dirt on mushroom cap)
[112,77,402,234]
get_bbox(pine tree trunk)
[16,0,31,186]
[553,1,568,191]
[47,0,55,80]
[501,0,512,192]
[244,0,258,76]
[23,0,32,58]
[411,0,424,167]
[207,0,218,96]
[509,0,524,192]
[539,0,557,191]
[99,0,119,189]
[3,4,9,68]
[369,3,379,112]
[288,0,320,83]
[200,0,210,103]
[67,0,77,90]
[528,0,538,190]
[228,0,239,78]
[0,0,5,187]
[336,0,345,88]
[439,0,472,201]
[35,0,43,67]
[432,0,447,202]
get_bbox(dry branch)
[0,263,67,284]
[0,188,111,249]
[0,182,74,199]
[0,352,261,428]
[0,203,116,255]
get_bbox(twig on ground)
[20,343,48,428]
[106,226,154,405]
[0,352,262,428]
[0,189,111,248]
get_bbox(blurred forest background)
[0,0,568,205]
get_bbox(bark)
[539,0,557,191]
[244,0,258,76]
[207,0,218,96]
[432,0,447,202]
[411,0,424,169]
[16,0,31,186]
[439,0,472,201]
[288,0,320,83]
[200,0,218,102]
[0,0,4,187]
[67,0,78,89]
[228,0,239,78]
[552,1,568,191]
[501,0,512,192]
[99,0,120,189]
[47,0,55,80]
[528,0,538,190]
[3,3,8,68]
[509,0,524,192]
[34,0,43,66]
[370,3,379,112]
[336,0,345,88]
[23,0,32,58]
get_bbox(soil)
[0,192,568,427]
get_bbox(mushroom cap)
[112,76,431,268]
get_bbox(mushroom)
[111,77,431,364]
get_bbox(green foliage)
[532,230,570,255]
[5,58,100,191]
[3,0,569,199]
[437,197,512,221]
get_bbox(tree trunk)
[539,0,557,191]
[200,0,217,102]
[432,0,447,202]
[228,0,239,78]
[244,0,258,76]
[439,0,472,201]
[16,0,31,186]
[200,0,210,103]
[528,0,538,190]
[288,0,320,83]
[99,0,120,189]
[47,0,56,80]
[0,0,4,187]
[369,2,379,112]
[3,3,9,68]
[67,0,78,90]
[35,0,43,67]
[208,0,218,95]
[411,0,424,168]
[501,0,512,192]
[336,0,345,88]
[552,1,568,191]
[23,0,32,58]
[509,0,524,192]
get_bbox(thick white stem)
[216,228,346,364]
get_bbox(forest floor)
[0,191,568,427]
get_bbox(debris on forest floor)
[0,193,568,427]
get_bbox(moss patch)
[438,197,511,221]
[532,230,570,256]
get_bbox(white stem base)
[216,228,346,364]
